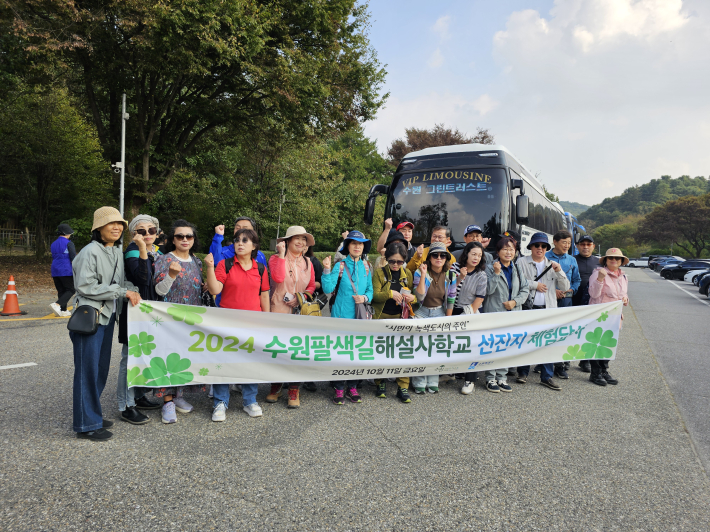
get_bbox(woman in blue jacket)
[321,230,374,405]
[49,224,77,317]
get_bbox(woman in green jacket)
[371,239,417,403]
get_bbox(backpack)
[329,259,371,310]
[224,257,267,296]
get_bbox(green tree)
[5,0,387,214]
[592,222,638,256]
[386,124,494,167]
[635,194,710,258]
[0,88,111,257]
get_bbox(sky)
[362,0,710,205]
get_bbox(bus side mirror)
[574,232,581,243]
[364,184,389,225]
[516,194,529,225]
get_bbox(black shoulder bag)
[522,261,553,311]
[67,257,119,335]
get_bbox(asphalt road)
[1,282,709,531]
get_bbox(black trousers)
[53,276,75,311]
[590,360,610,374]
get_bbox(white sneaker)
[60,310,72,317]
[212,402,227,422]
[173,397,193,413]
[208,385,213,398]
[461,381,475,395]
[49,303,62,317]
[161,401,177,424]
[243,403,263,417]
[229,384,242,394]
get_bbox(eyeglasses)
[174,234,195,241]
[430,253,447,260]
[135,227,158,236]
[530,243,546,249]
[387,259,405,266]
[431,235,447,242]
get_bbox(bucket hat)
[91,206,128,231]
[342,230,371,255]
[56,223,74,236]
[428,242,448,255]
[277,225,315,247]
[527,232,551,251]
[600,248,629,266]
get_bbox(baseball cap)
[464,224,482,236]
[578,235,594,244]
[396,221,414,231]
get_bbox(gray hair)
[128,214,160,234]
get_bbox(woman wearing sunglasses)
[412,241,458,394]
[371,236,417,403]
[153,220,207,424]
[116,215,164,425]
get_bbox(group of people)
[61,206,629,441]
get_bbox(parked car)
[654,258,685,272]
[684,268,710,283]
[699,275,710,296]
[661,260,710,280]
[695,271,710,287]
[649,255,684,270]
[626,258,649,268]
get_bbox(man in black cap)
[574,235,598,372]
[452,224,493,264]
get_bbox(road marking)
[0,363,37,370]
[668,280,710,307]
[0,306,73,322]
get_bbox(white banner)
[126,301,622,388]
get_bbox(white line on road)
[668,280,710,307]
[0,362,37,370]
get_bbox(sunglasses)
[174,234,195,241]
[530,243,547,249]
[135,227,158,236]
[607,257,622,261]
[236,237,253,244]
[387,259,405,266]
[430,253,447,260]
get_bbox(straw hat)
[600,247,629,266]
[91,206,128,231]
[277,226,315,247]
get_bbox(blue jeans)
[212,383,258,408]
[117,344,146,411]
[71,313,115,432]
[558,297,573,307]
[518,364,553,381]
[414,305,446,319]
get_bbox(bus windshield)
[390,168,507,246]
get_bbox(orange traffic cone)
[1,276,24,316]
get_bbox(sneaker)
[102,419,114,428]
[287,388,301,408]
[161,401,177,424]
[486,381,500,393]
[563,361,571,370]
[173,396,193,413]
[540,378,562,391]
[439,374,455,384]
[135,396,161,410]
[212,402,227,422]
[208,385,213,398]
[578,360,591,373]
[516,374,527,384]
[554,367,569,380]
[304,382,318,392]
[346,387,362,403]
[365,379,376,386]
[427,386,439,394]
[461,381,475,395]
[602,372,618,385]
[243,403,263,417]
[589,374,607,386]
[497,381,512,392]
[413,387,426,394]
[60,310,72,317]
[506,369,516,376]
[333,389,345,405]
[375,382,386,398]
[229,384,242,393]
[396,387,412,403]
[49,303,62,317]
[533,365,542,374]
[76,428,113,441]
[266,383,283,403]
[120,407,149,425]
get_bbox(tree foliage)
[386,124,494,167]
[635,194,710,258]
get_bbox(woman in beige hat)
[70,207,141,441]
[265,226,317,408]
[587,247,630,387]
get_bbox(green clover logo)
[143,353,194,386]
[581,327,617,359]
[167,304,207,325]
[127,366,147,387]
[198,368,209,376]
[128,331,157,357]
[597,311,609,322]
[139,302,153,313]
[562,344,584,361]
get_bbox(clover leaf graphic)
[139,302,153,313]
[198,368,209,376]
[143,353,194,386]
[167,304,207,325]
[128,331,157,357]
[562,344,584,361]
[581,327,617,359]
[127,366,148,387]
[597,311,609,322]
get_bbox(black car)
[648,255,674,269]
[695,271,710,286]
[654,258,684,272]
[660,260,710,280]
[700,275,710,296]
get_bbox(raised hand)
[481,237,491,249]
[204,253,215,269]
[384,218,393,230]
[132,232,146,250]
[341,231,349,240]
[493,261,502,275]
[168,260,183,279]
[215,224,225,236]
[126,290,142,307]
[419,263,427,276]
[551,261,562,272]
[322,255,332,270]
[597,269,607,281]
[276,241,286,258]
[536,282,548,293]
[416,244,424,257]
